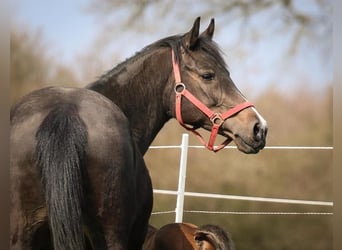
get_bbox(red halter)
[171,49,254,152]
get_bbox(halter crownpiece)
[171,49,254,152]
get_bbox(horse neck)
[87,47,172,154]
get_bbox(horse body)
[10,17,267,249]
[11,87,152,249]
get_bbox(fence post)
[175,133,189,223]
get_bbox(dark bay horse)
[143,223,235,250]
[10,17,267,249]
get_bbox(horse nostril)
[253,123,260,140]
[253,122,267,141]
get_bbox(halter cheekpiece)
[171,49,254,152]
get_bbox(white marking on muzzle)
[251,107,267,128]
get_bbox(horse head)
[194,224,235,250]
[168,17,267,153]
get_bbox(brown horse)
[143,223,235,250]
[10,17,267,249]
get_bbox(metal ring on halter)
[210,113,224,126]
[174,83,186,94]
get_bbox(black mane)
[92,33,227,85]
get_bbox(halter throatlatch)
[171,49,254,152]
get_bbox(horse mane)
[93,33,227,85]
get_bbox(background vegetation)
[11,1,332,249]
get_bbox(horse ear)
[200,18,215,40]
[184,16,201,49]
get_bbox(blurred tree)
[10,26,52,104]
[86,0,331,57]
[10,25,80,105]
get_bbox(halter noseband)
[171,49,254,152]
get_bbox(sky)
[12,0,96,63]
[11,0,332,96]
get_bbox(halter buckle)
[174,83,186,94]
[210,113,224,126]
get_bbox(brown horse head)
[143,223,235,250]
[194,224,235,250]
[168,17,267,153]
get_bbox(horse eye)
[201,72,215,81]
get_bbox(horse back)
[11,86,130,171]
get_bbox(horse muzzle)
[221,108,268,154]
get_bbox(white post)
[175,133,189,223]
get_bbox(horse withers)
[143,223,235,250]
[10,17,267,249]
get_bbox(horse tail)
[35,102,88,250]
